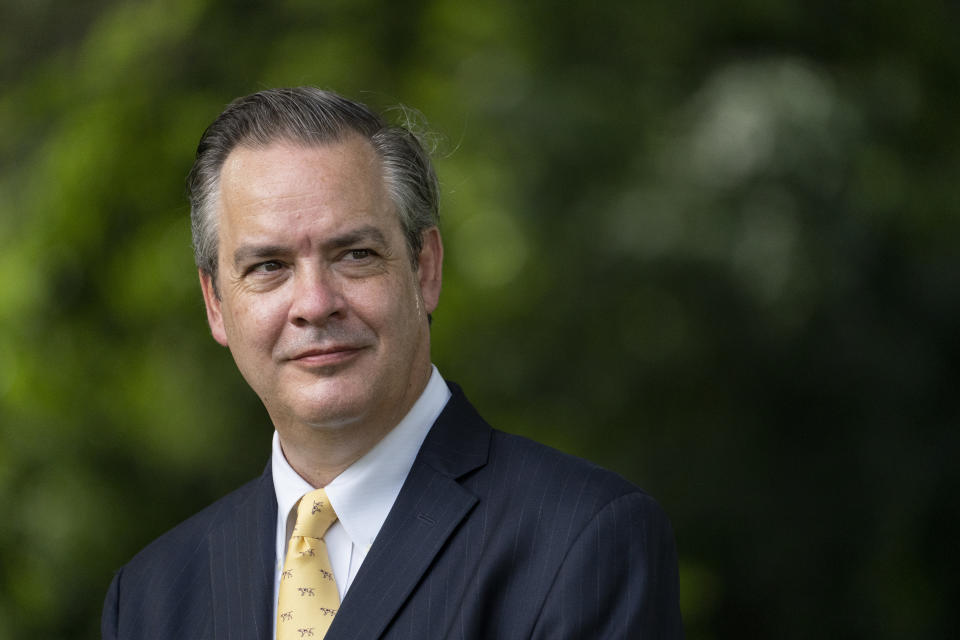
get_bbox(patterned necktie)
[277,488,340,639]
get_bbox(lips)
[287,345,366,367]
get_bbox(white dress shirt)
[270,366,451,636]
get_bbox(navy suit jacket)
[103,384,683,638]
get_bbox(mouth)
[287,345,366,368]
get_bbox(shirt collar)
[272,365,451,550]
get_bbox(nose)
[287,266,345,327]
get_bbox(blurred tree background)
[1,0,958,637]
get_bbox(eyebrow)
[232,244,289,269]
[325,225,388,251]
[231,225,390,269]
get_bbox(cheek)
[356,277,420,327]
[224,295,287,348]
[379,284,427,357]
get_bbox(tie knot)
[292,488,338,539]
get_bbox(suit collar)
[327,382,491,638]
[414,381,491,478]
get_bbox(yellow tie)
[277,488,340,639]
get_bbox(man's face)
[199,137,442,435]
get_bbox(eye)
[250,261,283,274]
[347,249,374,260]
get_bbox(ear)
[199,269,229,347]
[417,227,443,314]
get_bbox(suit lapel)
[209,466,278,640]
[328,384,491,639]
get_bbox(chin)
[291,393,371,431]
[269,374,404,432]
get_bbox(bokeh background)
[1,1,958,638]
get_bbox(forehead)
[217,136,389,213]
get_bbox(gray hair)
[186,87,439,290]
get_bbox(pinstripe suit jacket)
[102,383,683,639]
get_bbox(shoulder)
[116,469,271,581]
[433,383,668,527]
[463,430,672,546]
[103,471,274,637]
[485,432,682,634]
[493,428,655,496]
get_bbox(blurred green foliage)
[1,0,958,638]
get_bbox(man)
[102,88,683,639]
